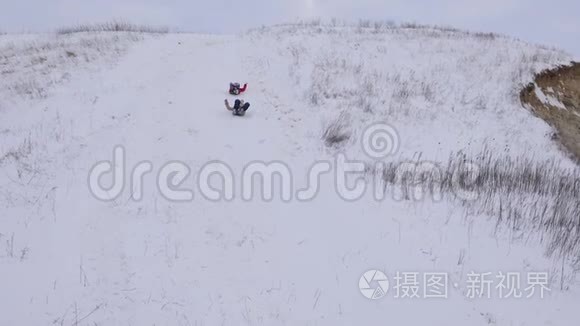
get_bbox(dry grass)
[0,33,143,100]
[520,62,580,163]
[251,19,505,42]
[0,136,32,165]
[371,148,580,260]
[322,112,352,148]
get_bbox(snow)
[534,85,568,110]
[0,25,578,325]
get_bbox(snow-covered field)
[1,23,579,325]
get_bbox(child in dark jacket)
[224,99,250,116]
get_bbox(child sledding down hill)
[229,82,247,95]
[225,99,250,116]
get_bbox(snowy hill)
[1,22,579,325]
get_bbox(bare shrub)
[309,91,320,106]
[0,136,32,165]
[400,22,424,29]
[308,19,322,27]
[361,97,374,113]
[419,81,435,103]
[57,20,169,34]
[393,81,411,102]
[437,25,460,33]
[288,43,305,85]
[358,19,372,28]
[329,18,348,28]
[8,80,47,99]
[474,32,498,40]
[373,21,385,32]
[306,60,332,105]
[322,112,352,148]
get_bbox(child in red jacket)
[229,82,248,95]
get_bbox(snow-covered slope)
[1,24,578,325]
[242,23,572,161]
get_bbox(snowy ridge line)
[248,19,569,55]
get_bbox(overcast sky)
[1,0,578,57]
